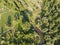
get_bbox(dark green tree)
[39,0,60,45]
[14,12,20,20]
[7,15,12,26]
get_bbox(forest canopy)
[0,0,60,45]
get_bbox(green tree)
[7,15,12,26]
[39,0,60,45]
[14,12,20,20]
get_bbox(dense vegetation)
[0,0,60,45]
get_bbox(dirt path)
[30,24,44,45]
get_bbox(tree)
[7,15,12,26]
[39,0,60,45]
[14,12,20,20]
